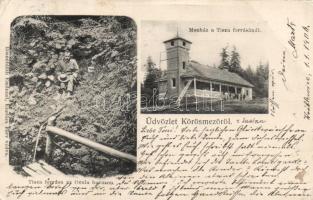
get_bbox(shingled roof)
[181,61,254,87]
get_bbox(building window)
[172,78,176,88]
[171,41,174,46]
[183,41,186,46]
[182,61,186,69]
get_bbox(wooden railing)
[45,118,136,164]
[185,89,222,99]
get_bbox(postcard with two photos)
[0,0,313,200]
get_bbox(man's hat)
[58,74,69,82]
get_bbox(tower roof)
[163,36,192,44]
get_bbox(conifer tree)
[218,47,229,70]
[142,56,161,105]
[229,46,241,73]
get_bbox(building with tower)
[157,35,254,105]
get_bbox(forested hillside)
[9,16,137,177]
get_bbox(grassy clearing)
[142,98,268,114]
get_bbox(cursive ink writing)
[287,18,297,58]
[278,50,288,90]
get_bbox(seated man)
[57,52,79,96]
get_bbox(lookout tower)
[163,36,192,97]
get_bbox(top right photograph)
[141,21,270,114]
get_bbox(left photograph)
[8,16,137,177]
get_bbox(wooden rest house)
[157,36,254,105]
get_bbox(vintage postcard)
[0,0,313,200]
